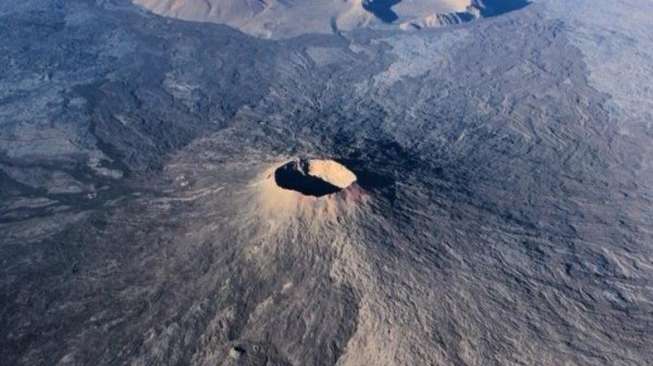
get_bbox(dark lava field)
[1,0,652,365]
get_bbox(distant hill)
[132,0,479,38]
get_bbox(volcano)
[2,0,653,365]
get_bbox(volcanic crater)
[274,159,357,197]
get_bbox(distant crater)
[132,0,531,39]
[402,0,531,30]
[274,159,357,197]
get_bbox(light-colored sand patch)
[307,159,357,189]
[393,0,470,20]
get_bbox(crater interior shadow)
[275,162,343,197]
[476,0,530,17]
[362,0,401,23]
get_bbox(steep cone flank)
[246,157,438,366]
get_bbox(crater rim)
[273,158,357,197]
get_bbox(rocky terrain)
[1,0,652,365]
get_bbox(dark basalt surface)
[1,0,652,366]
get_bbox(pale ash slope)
[132,0,471,38]
[541,0,653,184]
